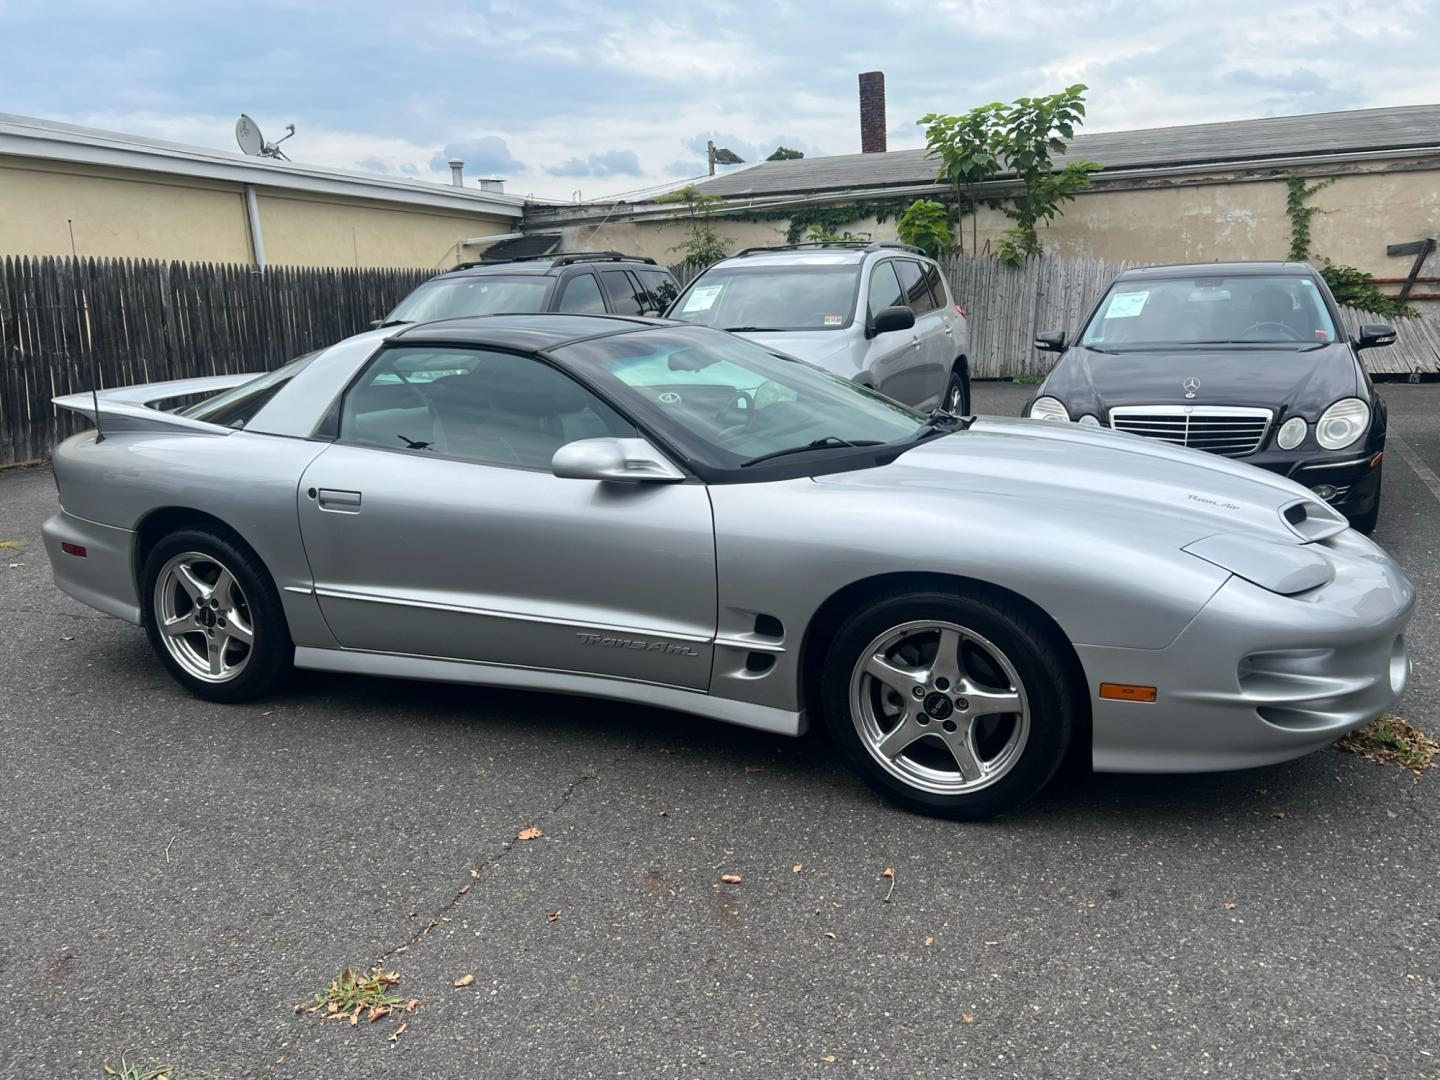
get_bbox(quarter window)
[922,263,947,309]
[340,346,635,470]
[600,270,645,315]
[556,273,606,314]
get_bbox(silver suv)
[665,242,972,412]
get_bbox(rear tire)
[141,527,292,703]
[943,364,971,414]
[821,588,1075,820]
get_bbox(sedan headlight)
[1029,396,1071,422]
[1316,398,1370,450]
[1276,416,1307,450]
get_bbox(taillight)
[954,305,966,317]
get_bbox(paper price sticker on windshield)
[823,314,844,326]
[682,285,723,313]
[1105,291,1149,319]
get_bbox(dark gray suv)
[376,252,679,326]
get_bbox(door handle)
[316,488,362,514]
[911,335,922,348]
[943,327,954,336]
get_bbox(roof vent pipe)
[448,158,464,187]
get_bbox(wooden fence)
[3,252,1437,466]
[0,256,431,465]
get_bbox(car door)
[296,342,716,689]
[871,259,927,404]
[552,270,607,314]
[919,261,958,403]
[893,259,950,406]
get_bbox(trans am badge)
[576,632,700,657]
[1183,377,1201,398]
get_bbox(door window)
[600,270,645,315]
[634,269,680,313]
[556,273,606,313]
[894,260,936,315]
[339,346,634,469]
[866,261,905,317]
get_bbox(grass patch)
[103,1061,174,1080]
[1011,372,1046,385]
[298,967,415,1025]
[1336,715,1438,773]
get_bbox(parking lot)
[1,379,1437,1078]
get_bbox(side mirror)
[870,305,916,337]
[551,437,685,483]
[1034,330,1067,353]
[1355,323,1396,350]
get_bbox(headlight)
[1276,416,1307,450]
[1316,398,1370,450]
[1077,414,1102,428]
[1029,396,1070,422]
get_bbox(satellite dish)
[236,114,265,156]
[235,114,295,160]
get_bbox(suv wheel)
[944,365,971,414]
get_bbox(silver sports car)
[43,315,1414,819]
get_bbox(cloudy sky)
[3,0,1438,202]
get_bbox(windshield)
[387,276,553,321]
[553,326,924,470]
[179,352,316,428]
[667,264,861,332]
[1080,274,1338,347]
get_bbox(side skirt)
[293,646,807,737]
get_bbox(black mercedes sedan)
[1022,262,1394,532]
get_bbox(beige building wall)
[0,156,513,269]
[255,192,510,269]
[573,167,1440,279]
[0,158,253,263]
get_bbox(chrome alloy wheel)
[946,379,966,413]
[848,620,1030,795]
[152,551,254,683]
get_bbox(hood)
[1044,343,1360,418]
[814,416,1348,546]
[738,331,857,373]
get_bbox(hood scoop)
[1184,532,1334,595]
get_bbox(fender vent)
[754,613,784,639]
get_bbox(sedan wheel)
[822,589,1075,819]
[142,527,291,702]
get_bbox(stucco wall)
[562,166,1440,279]
[0,156,511,269]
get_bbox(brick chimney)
[859,71,886,154]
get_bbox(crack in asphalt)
[261,742,639,1075]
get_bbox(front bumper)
[1083,528,1414,773]
[1247,446,1383,516]
[42,510,142,625]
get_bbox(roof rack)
[732,240,924,257]
[445,250,658,272]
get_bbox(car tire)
[821,588,1075,820]
[1348,465,1382,534]
[141,526,292,703]
[943,364,971,414]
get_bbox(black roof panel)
[390,313,660,350]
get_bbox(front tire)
[141,527,292,702]
[821,589,1075,820]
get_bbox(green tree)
[920,85,1099,264]
[896,198,952,260]
[805,223,868,243]
[767,146,804,161]
[658,183,730,267]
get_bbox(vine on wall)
[1284,175,1415,318]
[1284,176,1334,262]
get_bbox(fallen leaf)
[453,974,475,987]
[457,883,471,896]
[326,1001,339,1014]
[1222,902,1237,911]
[293,1002,307,1014]
[388,1022,408,1043]
[962,1014,976,1024]
[517,827,542,841]
[470,868,482,879]
[546,909,561,923]
[487,755,497,764]
[61,632,74,641]
[881,868,894,878]
[403,998,421,1013]
[350,1007,361,1026]
[1386,809,1399,819]
[368,1005,391,1023]
[720,873,742,884]
[821,1055,837,1063]
[792,864,804,873]
[924,936,934,946]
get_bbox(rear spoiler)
[53,373,259,435]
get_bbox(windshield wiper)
[378,319,412,328]
[722,326,787,333]
[913,408,976,440]
[740,436,883,468]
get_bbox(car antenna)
[68,219,103,443]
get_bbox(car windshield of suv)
[1080,274,1338,347]
[554,326,925,469]
[386,276,553,321]
[667,264,860,332]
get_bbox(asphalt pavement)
[1,381,1437,1078]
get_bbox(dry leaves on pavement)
[516,827,543,841]
[453,974,474,988]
